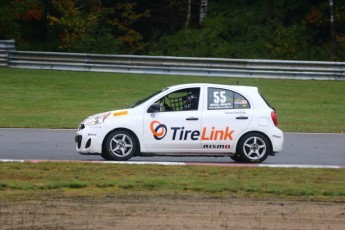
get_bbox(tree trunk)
[186,0,191,28]
[267,0,275,20]
[329,0,337,60]
[199,0,208,25]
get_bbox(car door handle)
[186,117,199,121]
[236,116,248,120]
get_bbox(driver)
[183,93,198,110]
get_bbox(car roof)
[167,83,258,92]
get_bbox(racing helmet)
[183,93,198,110]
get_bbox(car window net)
[163,90,199,111]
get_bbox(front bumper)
[75,124,105,155]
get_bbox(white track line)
[258,164,344,169]
[0,159,344,168]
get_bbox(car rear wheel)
[236,133,270,163]
[102,130,137,161]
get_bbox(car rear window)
[207,88,250,110]
[259,92,275,111]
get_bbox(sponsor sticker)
[225,111,246,115]
[150,120,234,141]
[113,110,128,117]
[150,120,167,140]
[234,99,247,105]
[203,144,231,149]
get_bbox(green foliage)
[47,0,101,51]
[96,2,150,54]
[6,0,149,54]
[268,25,314,60]
[0,0,44,40]
[2,0,345,60]
[0,1,20,39]
[150,15,230,57]
[70,27,123,54]
[149,0,345,61]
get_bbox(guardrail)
[0,39,15,67]
[1,39,344,80]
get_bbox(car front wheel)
[102,130,137,161]
[236,133,271,163]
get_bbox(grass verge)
[0,67,344,132]
[1,162,344,202]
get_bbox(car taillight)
[271,111,278,126]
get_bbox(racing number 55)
[213,91,226,103]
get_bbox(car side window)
[153,87,200,112]
[208,88,250,110]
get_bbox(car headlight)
[85,112,111,126]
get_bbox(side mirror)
[147,103,160,113]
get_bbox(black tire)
[236,133,271,163]
[102,130,137,161]
[229,154,245,163]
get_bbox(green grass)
[0,67,344,132]
[0,162,344,201]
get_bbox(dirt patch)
[1,195,344,230]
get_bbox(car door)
[201,87,253,152]
[143,87,202,152]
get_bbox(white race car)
[75,83,284,163]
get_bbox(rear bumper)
[269,128,284,153]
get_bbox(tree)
[305,0,345,60]
[47,0,101,51]
[97,2,149,54]
[46,1,149,54]
[0,0,46,45]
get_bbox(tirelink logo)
[150,120,167,140]
[150,120,234,141]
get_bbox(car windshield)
[127,87,169,108]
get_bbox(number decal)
[213,91,226,103]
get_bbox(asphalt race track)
[0,128,344,166]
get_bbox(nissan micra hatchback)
[75,83,284,163]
